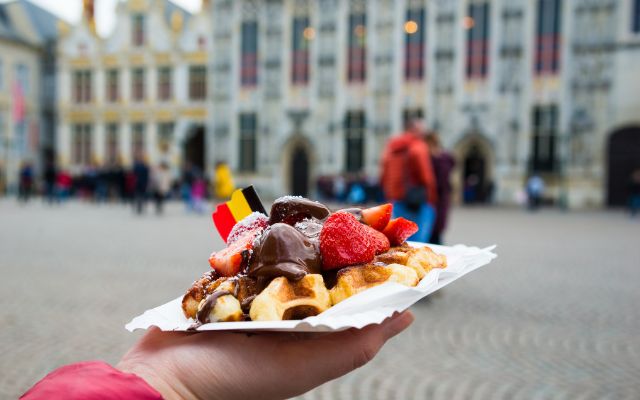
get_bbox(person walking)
[629,168,640,217]
[132,154,150,214]
[380,118,438,243]
[151,162,172,215]
[214,161,234,200]
[18,161,34,203]
[526,174,545,211]
[43,161,57,204]
[425,132,455,245]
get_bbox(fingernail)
[384,311,414,338]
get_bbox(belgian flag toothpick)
[212,186,267,242]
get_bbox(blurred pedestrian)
[18,161,34,203]
[43,161,57,204]
[181,161,194,210]
[526,174,545,211]
[629,169,640,217]
[425,132,455,245]
[214,161,234,200]
[132,153,150,214]
[380,118,438,243]
[56,169,72,201]
[190,170,206,214]
[151,162,172,215]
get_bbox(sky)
[0,0,202,37]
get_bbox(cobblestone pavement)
[1,199,639,399]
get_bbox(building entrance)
[291,145,310,197]
[184,125,205,172]
[607,127,640,206]
[462,145,489,204]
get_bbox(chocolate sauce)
[339,207,363,221]
[248,223,321,281]
[269,197,331,225]
[195,290,232,324]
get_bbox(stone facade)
[208,0,640,207]
[0,1,61,191]
[57,0,212,174]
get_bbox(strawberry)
[209,229,260,276]
[320,211,376,270]
[363,224,390,255]
[361,203,392,231]
[382,217,418,246]
[227,212,269,245]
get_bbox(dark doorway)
[291,145,309,197]
[462,145,488,204]
[607,127,640,206]
[184,126,205,171]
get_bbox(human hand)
[117,311,414,400]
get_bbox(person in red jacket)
[21,311,414,399]
[380,118,438,243]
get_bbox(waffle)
[329,263,419,305]
[249,274,331,321]
[375,244,447,279]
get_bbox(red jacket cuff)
[20,361,163,400]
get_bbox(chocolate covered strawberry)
[209,228,261,276]
[382,217,418,246]
[319,212,375,270]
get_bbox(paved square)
[1,200,639,399]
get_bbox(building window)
[158,67,172,101]
[241,21,258,86]
[530,105,558,172]
[73,70,92,103]
[15,63,29,95]
[107,69,119,102]
[347,12,366,82]
[105,123,119,165]
[402,108,424,130]
[345,111,365,172]
[535,0,562,74]
[132,123,145,158]
[189,65,207,100]
[634,0,640,33]
[465,2,490,79]
[132,68,145,102]
[158,122,174,152]
[132,14,145,46]
[292,16,311,85]
[72,123,92,165]
[238,113,257,172]
[405,7,425,80]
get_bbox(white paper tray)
[126,242,497,333]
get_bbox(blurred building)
[0,0,62,192]
[57,0,211,173]
[207,0,640,208]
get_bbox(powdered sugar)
[226,212,269,244]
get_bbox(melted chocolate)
[195,290,232,324]
[248,223,321,281]
[269,197,331,225]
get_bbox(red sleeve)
[20,361,163,400]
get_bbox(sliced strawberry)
[363,224,390,255]
[319,211,376,270]
[209,229,259,276]
[382,217,418,246]
[227,212,269,245]
[361,203,392,231]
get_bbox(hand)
[117,311,414,400]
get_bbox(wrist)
[117,359,189,400]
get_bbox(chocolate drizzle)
[248,223,321,281]
[195,290,232,325]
